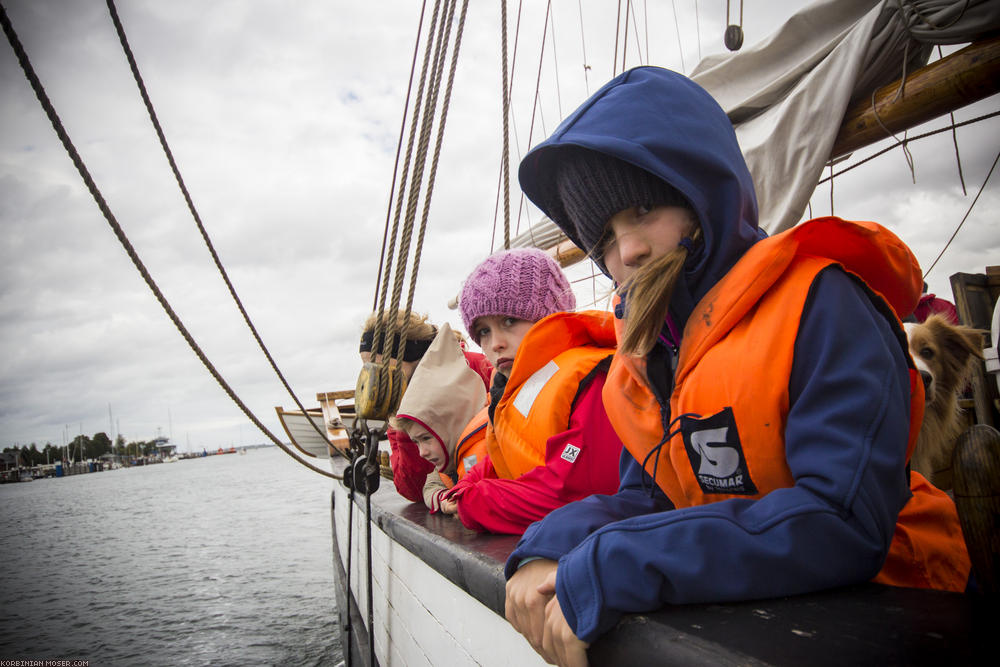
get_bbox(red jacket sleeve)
[458,452,494,486]
[447,373,623,534]
[388,427,435,503]
[462,350,494,392]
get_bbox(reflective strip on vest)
[513,360,560,417]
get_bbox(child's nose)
[617,232,649,266]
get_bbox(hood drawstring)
[640,411,700,497]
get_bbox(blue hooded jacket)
[519,66,765,325]
[508,67,913,642]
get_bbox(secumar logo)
[680,408,757,495]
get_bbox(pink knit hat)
[460,248,576,344]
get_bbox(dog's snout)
[919,369,932,392]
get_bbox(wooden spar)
[544,36,1000,268]
[550,239,587,267]
[831,34,1000,159]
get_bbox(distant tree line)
[2,431,164,466]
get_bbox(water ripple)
[0,448,341,665]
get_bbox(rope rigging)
[671,0,686,71]
[922,148,998,279]
[350,0,471,506]
[577,0,591,95]
[818,110,1000,184]
[342,4,470,665]
[0,1,339,482]
[373,0,431,314]
[103,0,338,463]
[362,0,448,422]
[816,106,999,281]
[937,45,968,196]
[491,0,523,253]
[622,0,630,73]
[500,0,512,250]
[512,0,552,241]
[613,0,622,76]
[358,0,469,428]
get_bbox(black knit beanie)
[553,147,691,257]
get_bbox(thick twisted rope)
[385,0,457,338]
[404,0,472,317]
[370,0,447,407]
[104,0,338,451]
[501,0,512,249]
[373,0,430,313]
[0,2,339,480]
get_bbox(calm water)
[0,447,341,666]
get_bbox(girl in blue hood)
[503,67,968,667]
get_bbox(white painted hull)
[331,475,546,667]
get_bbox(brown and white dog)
[904,314,984,491]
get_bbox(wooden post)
[952,424,1000,593]
[950,270,1000,428]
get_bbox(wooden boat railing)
[329,451,990,666]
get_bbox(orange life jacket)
[488,310,617,480]
[439,407,489,489]
[603,217,969,591]
[455,407,489,480]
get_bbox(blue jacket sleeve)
[504,447,673,575]
[548,269,913,642]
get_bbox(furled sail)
[691,0,1000,233]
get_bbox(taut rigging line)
[103,0,338,461]
[345,3,470,666]
[0,1,339,481]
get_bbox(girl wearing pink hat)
[436,247,624,534]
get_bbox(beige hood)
[395,323,487,472]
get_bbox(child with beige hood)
[393,323,488,513]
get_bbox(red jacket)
[445,312,624,534]
[913,293,959,325]
[450,373,621,534]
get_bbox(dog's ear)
[939,320,986,364]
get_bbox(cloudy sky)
[2,0,997,454]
